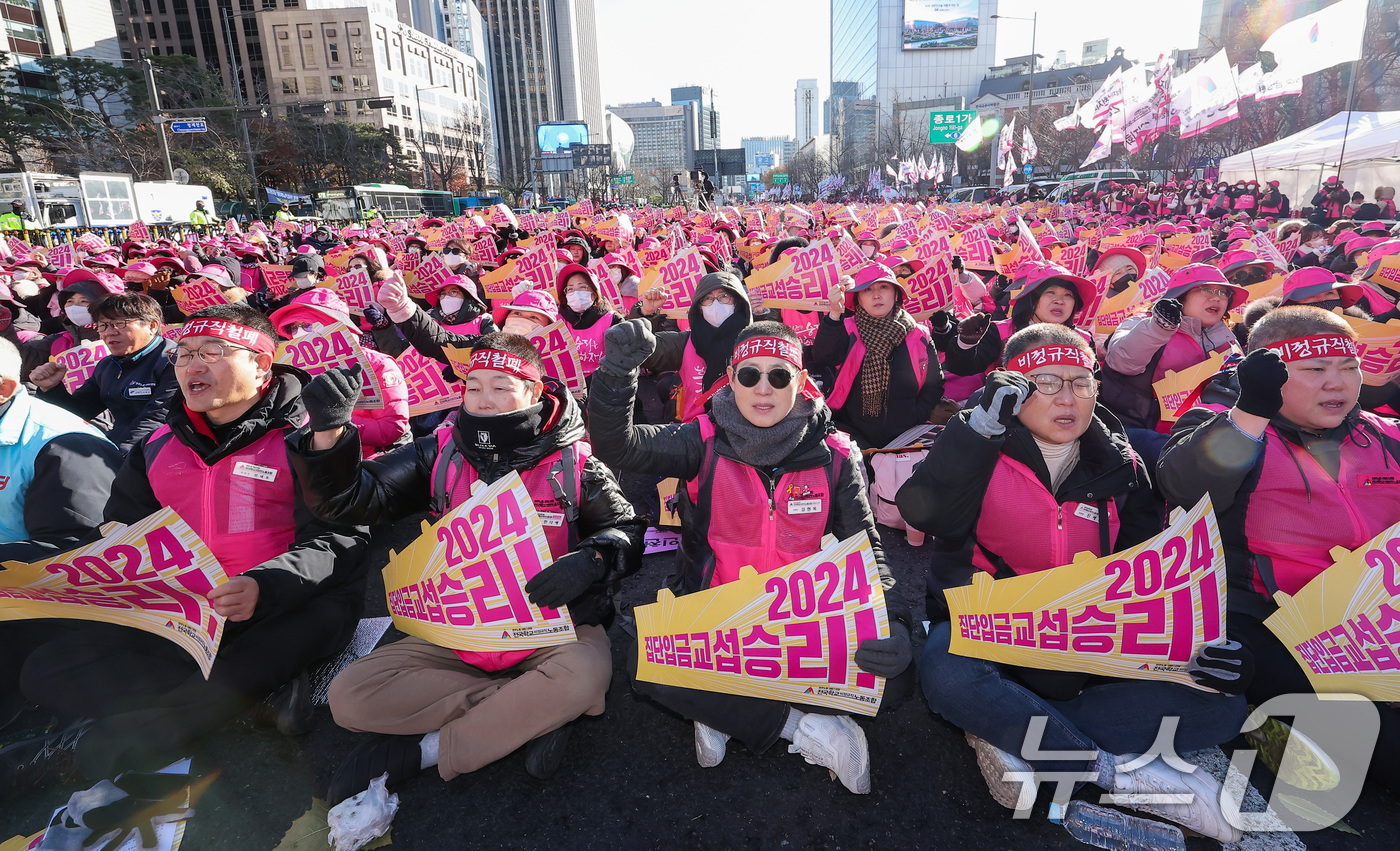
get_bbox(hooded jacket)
[1101,314,1240,429]
[19,278,108,383]
[107,367,370,619]
[639,273,753,421]
[586,363,911,630]
[288,379,643,628]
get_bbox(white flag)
[1022,128,1039,162]
[950,152,959,178]
[1089,68,1124,125]
[1054,105,1079,132]
[1081,124,1112,168]
[1259,0,1367,81]
[1171,49,1240,140]
[1003,155,1017,188]
[996,117,1016,170]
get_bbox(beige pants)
[328,624,612,780]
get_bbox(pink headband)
[467,348,542,382]
[732,335,802,369]
[180,318,275,356]
[1267,335,1358,362]
[1005,344,1096,374]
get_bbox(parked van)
[1048,169,1145,202]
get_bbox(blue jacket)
[0,388,123,562]
[39,336,179,453]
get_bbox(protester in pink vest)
[1100,264,1245,463]
[19,269,120,383]
[18,304,371,782]
[372,271,496,365]
[900,323,1245,842]
[1160,306,1400,792]
[587,319,912,795]
[290,332,642,804]
[555,263,621,377]
[270,288,409,458]
[810,263,943,449]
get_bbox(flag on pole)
[996,118,1015,171]
[950,152,959,179]
[1003,155,1017,188]
[1054,104,1079,132]
[1259,0,1367,82]
[1080,124,1112,168]
[1022,128,1039,162]
[1171,49,1240,140]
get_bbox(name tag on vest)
[1358,475,1400,488]
[787,499,822,515]
[126,384,153,398]
[539,511,565,527]
[233,461,278,482]
[1073,503,1100,523]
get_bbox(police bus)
[312,184,453,221]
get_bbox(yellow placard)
[656,478,680,527]
[441,344,475,381]
[1265,519,1400,702]
[634,533,889,716]
[275,323,385,409]
[1152,351,1228,424]
[943,496,1226,690]
[1333,310,1400,386]
[1093,281,1144,341]
[0,508,228,677]
[51,339,109,394]
[382,471,577,652]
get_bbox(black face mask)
[1307,298,1344,313]
[454,402,543,454]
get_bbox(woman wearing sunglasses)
[896,324,1245,842]
[588,319,914,795]
[810,263,943,450]
[1099,264,1245,467]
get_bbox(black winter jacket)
[39,336,180,453]
[288,380,643,627]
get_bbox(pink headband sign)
[1005,344,1096,374]
[1267,335,1359,362]
[180,318,276,356]
[732,336,802,368]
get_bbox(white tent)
[1218,111,1400,211]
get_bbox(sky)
[594,0,1206,147]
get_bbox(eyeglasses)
[698,291,734,307]
[735,366,793,389]
[1030,374,1097,399]
[166,342,256,366]
[95,319,141,332]
[1195,286,1233,299]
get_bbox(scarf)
[710,386,816,468]
[453,402,544,455]
[853,305,915,418]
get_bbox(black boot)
[524,723,572,780]
[327,734,425,806]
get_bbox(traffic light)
[236,107,269,120]
[366,98,393,110]
[295,103,328,115]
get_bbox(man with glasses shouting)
[18,303,370,782]
[29,293,180,455]
[1099,265,1246,469]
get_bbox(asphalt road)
[5,507,1399,849]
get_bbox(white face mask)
[566,291,593,312]
[862,244,877,258]
[441,252,462,265]
[608,267,624,285]
[12,279,38,299]
[701,300,734,327]
[65,304,92,326]
[293,273,314,288]
[439,295,465,315]
[502,316,538,336]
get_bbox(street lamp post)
[414,84,450,190]
[221,7,262,214]
[991,12,1038,184]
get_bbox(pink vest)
[678,341,711,423]
[570,313,618,376]
[145,425,298,577]
[1245,415,1400,596]
[686,416,847,586]
[430,421,588,671]
[441,315,488,336]
[826,316,930,409]
[972,455,1120,576]
[781,309,821,347]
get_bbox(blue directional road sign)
[170,119,208,134]
[755,154,774,168]
[1023,162,1033,175]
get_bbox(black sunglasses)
[735,366,793,389]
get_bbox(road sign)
[773,173,789,184]
[570,143,612,169]
[1023,163,1033,176]
[610,174,635,186]
[749,182,763,192]
[170,119,208,134]
[928,110,977,144]
[755,154,774,168]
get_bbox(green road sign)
[929,110,978,144]
[610,173,635,186]
[773,173,789,184]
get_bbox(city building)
[671,84,719,151]
[608,100,692,191]
[795,78,818,144]
[476,0,603,183]
[3,0,120,96]
[742,136,790,174]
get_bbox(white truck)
[134,181,215,224]
[0,171,140,228]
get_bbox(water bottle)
[1054,800,1187,851]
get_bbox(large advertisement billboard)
[536,122,589,154]
[902,1,979,50]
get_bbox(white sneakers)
[693,722,730,769]
[788,714,871,794]
[966,732,1035,811]
[1108,755,1242,844]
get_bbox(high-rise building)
[671,85,719,151]
[608,100,692,189]
[794,78,818,144]
[477,0,603,182]
[3,0,119,96]
[742,136,791,174]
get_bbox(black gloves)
[1187,640,1255,695]
[968,371,1033,438]
[302,363,363,432]
[927,310,956,335]
[525,548,605,609]
[855,620,912,679]
[1235,348,1289,420]
[958,312,991,345]
[598,318,656,377]
[1152,297,1183,329]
